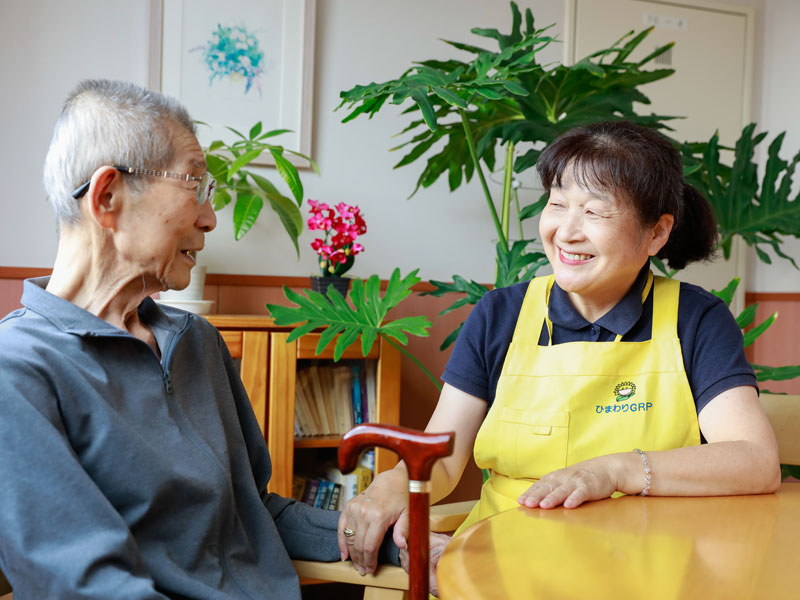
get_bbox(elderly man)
[0,79,395,599]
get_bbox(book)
[351,364,363,425]
[331,365,354,433]
[297,369,323,435]
[359,361,369,423]
[301,478,320,506]
[359,449,375,471]
[365,361,377,424]
[318,365,339,435]
[327,482,343,511]
[354,465,373,494]
[307,365,333,434]
[314,480,333,509]
[340,472,359,507]
[294,370,317,435]
[291,475,307,502]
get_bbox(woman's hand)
[338,467,409,574]
[517,455,622,509]
[399,532,452,598]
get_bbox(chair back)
[339,423,455,600]
[760,394,800,465]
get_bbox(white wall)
[1,0,798,290]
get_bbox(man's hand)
[337,468,408,574]
[399,532,451,597]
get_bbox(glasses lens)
[205,177,217,206]
[197,173,216,205]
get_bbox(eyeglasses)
[71,165,217,205]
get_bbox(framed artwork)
[149,0,316,167]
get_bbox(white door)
[567,0,754,311]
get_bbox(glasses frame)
[71,165,216,206]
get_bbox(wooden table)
[437,483,800,599]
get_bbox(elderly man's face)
[117,124,217,291]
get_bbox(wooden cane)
[339,423,455,600]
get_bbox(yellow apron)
[455,273,701,534]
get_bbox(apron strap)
[650,275,681,341]
[516,271,678,346]
[510,275,552,347]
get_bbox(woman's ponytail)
[656,184,717,270]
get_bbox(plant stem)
[459,109,507,248]
[501,141,515,249]
[514,186,524,239]
[382,335,443,393]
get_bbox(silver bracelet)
[633,448,651,496]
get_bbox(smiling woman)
[337,121,781,594]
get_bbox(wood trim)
[241,331,269,435]
[268,332,297,498]
[205,315,280,330]
[218,330,243,358]
[296,334,381,360]
[294,434,342,448]
[207,274,311,287]
[745,292,800,303]
[206,272,440,292]
[0,266,445,292]
[375,337,401,474]
[0,266,51,278]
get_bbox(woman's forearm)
[611,439,781,497]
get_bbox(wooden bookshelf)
[206,315,401,499]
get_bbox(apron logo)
[614,381,636,402]
[595,381,651,415]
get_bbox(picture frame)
[148,0,316,167]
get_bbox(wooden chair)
[759,393,800,465]
[292,500,476,600]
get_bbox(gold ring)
[343,527,356,537]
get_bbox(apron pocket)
[497,408,570,478]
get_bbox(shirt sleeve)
[441,298,493,399]
[680,286,758,414]
[0,353,168,599]
[441,283,526,403]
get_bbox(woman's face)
[115,125,217,292]
[538,172,671,320]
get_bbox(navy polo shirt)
[442,266,757,415]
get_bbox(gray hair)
[43,79,196,226]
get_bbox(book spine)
[314,480,332,509]
[360,360,369,422]
[301,478,319,506]
[351,364,363,425]
[327,482,342,511]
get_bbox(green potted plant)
[203,121,318,254]
[336,1,677,348]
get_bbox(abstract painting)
[156,0,315,166]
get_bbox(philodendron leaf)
[710,277,740,307]
[266,268,432,362]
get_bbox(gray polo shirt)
[0,278,340,599]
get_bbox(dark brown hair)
[536,121,717,270]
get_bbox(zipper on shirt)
[162,370,173,394]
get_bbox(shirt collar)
[548,264,651,336]
[21,277,188,336]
